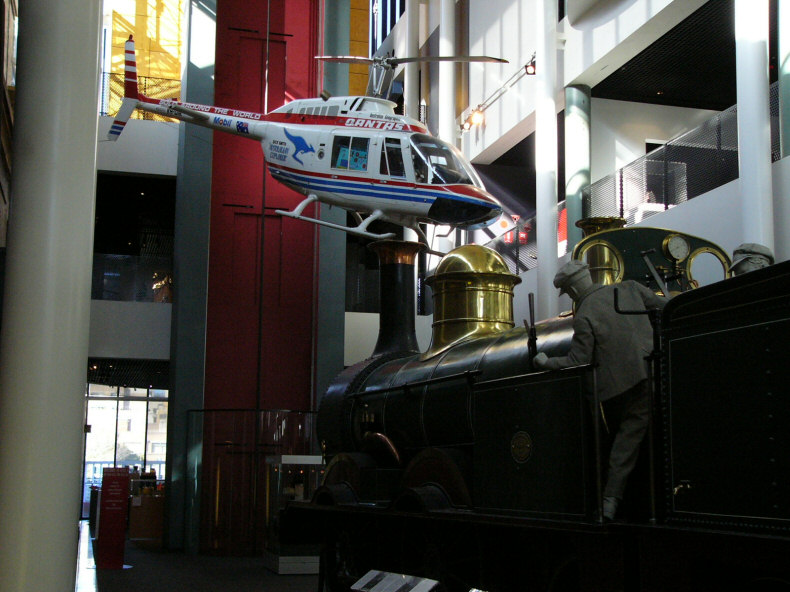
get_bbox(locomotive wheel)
[399,447,472,507]
[321,452,376,497]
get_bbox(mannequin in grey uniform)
[729,243,774,276]
[533,260,667,520]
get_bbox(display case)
[263,454,324,574]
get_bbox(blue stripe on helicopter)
[269,167,496,208]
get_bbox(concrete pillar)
[168,0,215,551]
[438,0,456,143]
[734,0,774,250]
[535,0,559,320]
[404,0,420,120]
[564,85,591,252]
[0,0,101,590]
[779,0,790,158]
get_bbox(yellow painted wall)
[107,0,183,117]
[349,0,369,96]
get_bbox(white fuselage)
[145,95,501,228]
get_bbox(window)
[409,133,483,186]
[332,135,370,171]
[380,138,405,177]
[81,385,168,518]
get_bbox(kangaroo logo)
[284,128,315,165]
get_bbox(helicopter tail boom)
[108,35,267,142]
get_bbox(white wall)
[89,300,172,360]
[97,117,180,176]
[461,0,707,163]
[590,98,718,182]
[91,118,179,363]
[344,311,433,366]
[465,0,540,163]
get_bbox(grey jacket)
[541,281,666,401]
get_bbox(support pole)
[0,1,101,590]
[438,0,456,143]
[536,0,559,319]
[404,0,420,120]
[779,0,790,158]
[564,85,591,252]
[735,0,774,250]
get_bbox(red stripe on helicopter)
[140,99,426,132]
[269,162,499,204]
[263,112,427,133]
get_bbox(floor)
[75,521,320,592]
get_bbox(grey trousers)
[601,380,650,500]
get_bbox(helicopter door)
[378,137,407,180]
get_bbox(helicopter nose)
[428,188,502,226]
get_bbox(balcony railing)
[485,82,783,274]
[92,254,173,303]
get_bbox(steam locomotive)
[290,220,790,592]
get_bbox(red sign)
[503,231,514,244]
[95,467,130,569]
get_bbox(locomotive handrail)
[348,369,482,398]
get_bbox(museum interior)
[0,0,789,591]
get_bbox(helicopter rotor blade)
[388,55,508,66]
[315,55,374,65]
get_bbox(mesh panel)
[486,214,543,274]
[770,82,781,162]
[100,72,181,122]
[582,101,747,225]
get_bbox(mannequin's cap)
[729,243,774,271]
[553,260,590,293]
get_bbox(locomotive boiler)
[296,221,790,592]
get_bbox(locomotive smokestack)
[369,240,425,356]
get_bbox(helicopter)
[109,36,506,243]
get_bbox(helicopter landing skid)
[275,207,398,241]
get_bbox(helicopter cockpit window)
[331,135,370,171]
[409,133,484,187]
[380,138,405,178]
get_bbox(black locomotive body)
[295,225,790,592]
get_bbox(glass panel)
[332,135,352,169]
[349,137,369,171]
[120,386,148,398]
[146,401,168,479]
[149,388,168,399]
[89,384,117,397]
[83,398,118,516]
[384,138,405,177]
[91,254,173,303]
[409,133,483,186]
[116,400,147,467]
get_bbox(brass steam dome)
[423,245,521,359]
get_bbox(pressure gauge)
[663,234,691,262]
